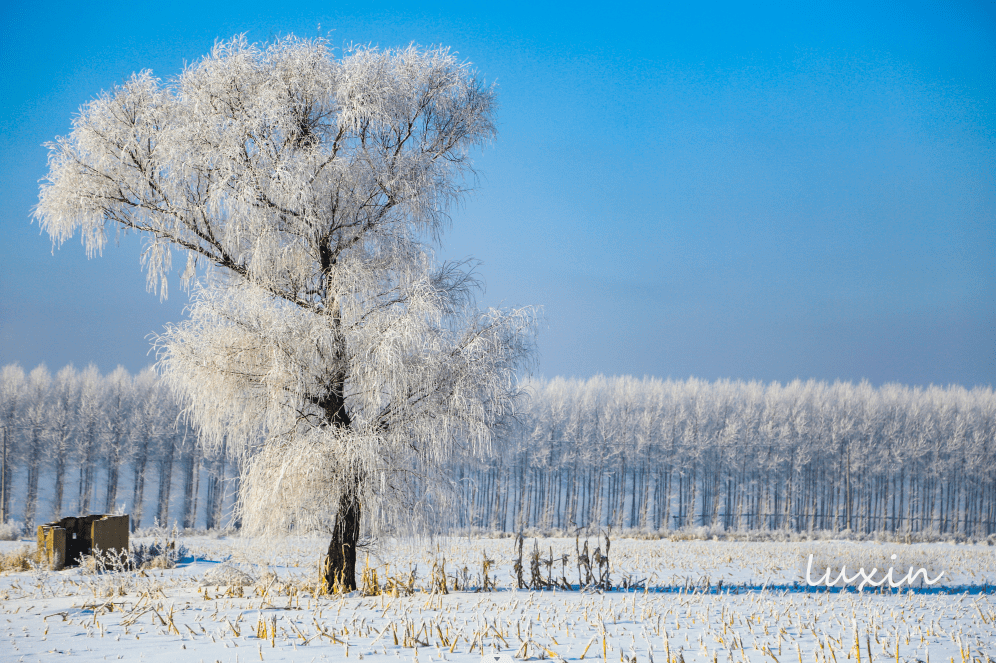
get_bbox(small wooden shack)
[37,514,129,570]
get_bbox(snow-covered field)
[2,535,994,663]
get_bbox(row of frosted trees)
[3,364,994,538]
[455,376,996,538]
[0,364,236,532]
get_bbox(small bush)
[201,564,255,587]
[130,523,188,569]
[0,545,40,573]
[131,539,188,569]
[0,519,23,541]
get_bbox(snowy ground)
[1,535,995,663]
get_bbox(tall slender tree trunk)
[131,435,150,531]
[584,469,594,529]
[78,428,98,515]
[662,467,673,530]
[23,431,42,526]
[52,445,67,520]
[230,460,243,530]
[501,466,511,531]
[104,436,122,513]
[652,470,662,530]
[845,450,852,531]
[205,441,227,530]
[0,428,9,524]
[157,438,175,527]
[182,444,201,529]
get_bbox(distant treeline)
[455,376,996,538]
[0,364,236,532]
[2,365,994,539]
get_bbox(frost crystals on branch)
[34,34,537,590]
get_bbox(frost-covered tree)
[102,366,134,513]
[75,365,104,515]
[49,365,81,520]
[155,425,178,528]
[203,436,229,531]
[21,365,52,526]
[130,368,166,531]
[0,365,26,523]
[34,35,536,588]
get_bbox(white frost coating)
[34,35,537,537]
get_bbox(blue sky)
[1,0,993,387]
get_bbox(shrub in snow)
[200,564,255,587]
[130,525,188,569]
[0,545,39,573]
[0,519,23,541]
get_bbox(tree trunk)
[205,440,227,530]
[324,484,360,592]
[52,444,66,520]
[0,428,9,524]
[182,444,201,529]
[318,378,359,592]
[104,436,122,514]
[157,437,175,527]
[131,435,150,531]
[23,430,42,526]
[79,428,97,515]
[0,427,10,525]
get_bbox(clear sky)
[1,0,993,388]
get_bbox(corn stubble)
[1,536,993,663]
